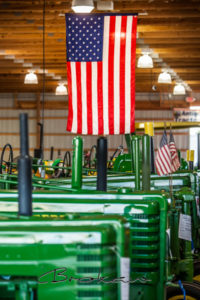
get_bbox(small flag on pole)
[155,130,172,176]
[65,13,137,135]
[169,130,180,172]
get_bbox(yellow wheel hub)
[193,274,200,282]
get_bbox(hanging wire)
[41,0,46,160]
[121,134,124,149]
[149,68,154,103]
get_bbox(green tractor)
[1,115,200,299]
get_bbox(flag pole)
[169,123,175,209]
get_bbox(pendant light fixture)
[72,0,94,13]
[137,53,153,68]
[173,83,186,95]
[55,83,68,95]
[24,71,38,84]
[158,71,172,84]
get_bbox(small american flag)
[155,130,172,176]
[169,130,180,172]
[65,13,137,135]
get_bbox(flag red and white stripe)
[155,130,172,176]
[169,131,180,172]
[66,14,137,135]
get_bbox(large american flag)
[169,130,180,172]
[155,130,172,176]
[65,13,137,135]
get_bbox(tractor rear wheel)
[193,260,200,284]
[167,281,200,300]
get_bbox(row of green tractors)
[0,114,200,299]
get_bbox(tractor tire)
[193,260,200,284]
[167,281,200,299]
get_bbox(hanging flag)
[155,130,172,176]
[65,13,137,135]
[169,130,180,172]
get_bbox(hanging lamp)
[158,71,172,84]
[24,71,38,84]
[72,0,94,13]
[173,83,186,95]
[137,53,153,68]
[55,83,68,95]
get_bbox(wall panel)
[0,93,188,162]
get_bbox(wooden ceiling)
[0,0,200,97]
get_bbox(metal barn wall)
[0,93,188,161]
[135,110,189,160]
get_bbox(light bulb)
[72,0,94,13]
[158,71,172,84]
[24,71,38,84]
[173,84,186,95]
[137,54,153,68]
[55,83,68,95]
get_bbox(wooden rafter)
[0,0,200,106]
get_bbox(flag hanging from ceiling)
[65,13,137,135]
[169,130,180,172]
[155,130,172,176]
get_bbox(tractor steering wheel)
[0,144,14,174]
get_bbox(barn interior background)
[0,0,199,161]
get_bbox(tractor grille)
[129,210,160,283]
[76,243,117,300]
[174,198,182,210]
